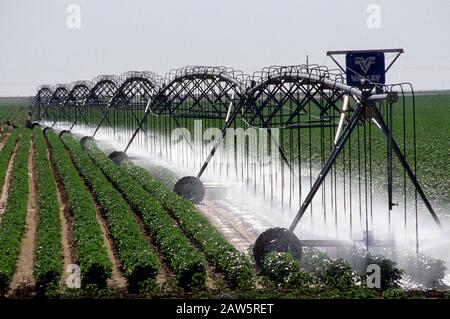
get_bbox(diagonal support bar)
[124,108,150,153]
[92,106,112,137]
[70,102,89,131]
[369,106,442,228]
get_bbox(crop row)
[120,160,255,290]
[262,251,313,288]
[45,129,112,287]
[77,137,207,290]
[0,130,20,192]
[0,129,31,292]
[0,105,29,127]
[59,133,159,291]
[33,128,63,294]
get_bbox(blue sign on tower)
[346,51,385,88]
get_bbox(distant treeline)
[0,96,33,106]
[0,90,449,106]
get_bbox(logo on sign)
[355,57,376,73]
[346,52,385,87]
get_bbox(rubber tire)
[109,151,128,165]
[173,176,205,204]
[80,136,94,150]
[58,130,71,138]
[253,227,302,269]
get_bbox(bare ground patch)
[195,198,257,253]
[92,201,128,290]
[0,143,18,220]
[0,132,11,151]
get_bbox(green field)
[412,95,450,205]
[0,95,448,298]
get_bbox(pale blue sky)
[1,0,449,96]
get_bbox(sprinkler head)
[109,151,128,165]
[58,130,71,138]
[173,176,205,204]
[80,136,94,150]
[253,227,302,269]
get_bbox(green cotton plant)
[33,128,63,294]
[262,251,313,289]
[364,255,403,290]
[58,132,159,292]
[300,247,332,275]
[139,162,179,190]
[120,159,255,290]
[301,247,357,290]
[416,256,447,288]
[46,130,112,288]
[0,129,31,293]
[383,287,407,299]
[317,258,355,291]
[67,135,206,291]
[399,251,447,288]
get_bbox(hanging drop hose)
[334,94,350,145]
[171,96,240,204]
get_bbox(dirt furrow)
[202,251,223,290]
[195,197,257,253]
[0,132,11,151]
[47,146,74,285]
[128,209,174,288]
[9,137,36,296]
[91,201,128,290]
[0,143,18,220]
[164,209,224,290]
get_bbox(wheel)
[253,227,302,269]
[173,176,205,204]
[58,130,71,138]
[80,136,94,150]
[109,151,128,165]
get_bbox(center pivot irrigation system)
[30,49,443,263]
